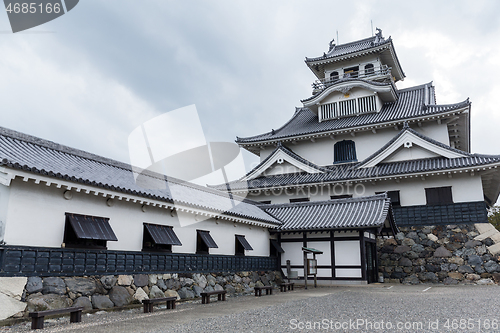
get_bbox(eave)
[0,167,281,229]
[239,106,470,156]
[229,162,500,195]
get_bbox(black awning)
[144,223,182,246]
[271,239,284,253]
[66,213,118,241]
[236,235,253,251]
[197,230,218,248]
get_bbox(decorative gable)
[242,145,325,181]
[358,127,468,169]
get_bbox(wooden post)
[303,251,308,289]
[313,253,317,288]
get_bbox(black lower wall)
[0,246,278,277]
[392,201,488,227]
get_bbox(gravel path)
[2,284,500,333]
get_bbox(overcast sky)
[1,0,499,182]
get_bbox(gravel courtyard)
[2,284,500,333]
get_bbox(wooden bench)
[280,282,295,292]
[254,285,273,296]
[29,306,84,330]
[200,290,226,304]
[142,296,177,313]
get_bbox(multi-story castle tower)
[211,30,500,284]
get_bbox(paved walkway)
[3,284,500,332]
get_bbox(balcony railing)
[312,65,391,91]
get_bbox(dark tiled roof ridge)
[0,126,246,201]
[352,126,482,170]
[258,193,389,209]
[305,36,391,63]
[236,82,469,144]
[0,126,134,172]
[0,126,281,224]
[236,108,308,143]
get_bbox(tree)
[488,205,500,231]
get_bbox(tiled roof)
[214,127,500,191]
[305,36,389,63]
[236,83,469,144]
[0,126,280,225]
[261,194,392,231]
[241,142,327,180]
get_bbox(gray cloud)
[0,0,499,179]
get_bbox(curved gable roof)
[237,83,470,146]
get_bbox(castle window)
[270,239,284,257]
[63,213,117,250]
[425,186,453,205]
[334,140,357,163]
[289,197,310,203]
[365,63,374,75]
[142,223,182,252]
[330,194,353,200]
[329,71,339,82]
[196,230,218,254]
[235,235,253,256]
[375,191,401,207]
[343,66,359,78]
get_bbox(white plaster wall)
[322,88,377,105]
[335,268,362,278]
[3,178,270,256]
[258,122,450,166]
[264,161,301,176]
[246,173,484,207]
[323,55,381,77]
[306,241,331,266]
[361,174,484,206]
[334,240,361,266]
[281,242,304,266]
[383,145,441,163]
[0,184,11,243]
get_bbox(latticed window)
[334,140,357,163]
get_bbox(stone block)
[133,274,148,287]
[26,277,43,294]
[447,272,463,280]
[475,223,496,235]
[488,243,500,255]
[148,274,158,286]
[0,277,27,300]
[109,286,133,307]
[0,292,26,321]
[149,285,164,299]
[64,277,96,296]
[91,295,114,309]
[164,289,180,300]
[133,287,149,303]
[474,229,498,241]
[100,276,117,289]
[117,275,133,286]
[433,246,452,257]
[73,296,93,311]
[27,293,72,312]
[42,277,66,295]
[490,232,500,243]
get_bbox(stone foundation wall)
[378,223,500,285]
[1,271,282,320]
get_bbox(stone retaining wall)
[1,270,282,320]
[378,223,500,285]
